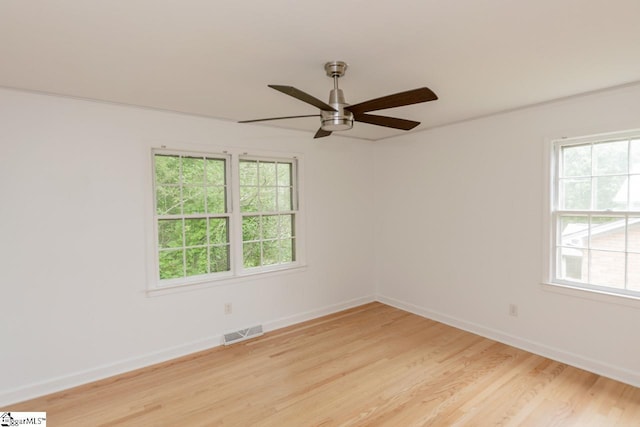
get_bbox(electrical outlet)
[224,303,232,315]
[509,303,518,317]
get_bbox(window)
[154,153,231,282]
[239,158,297,268]
[151,149,302,289]
[551,132,640,297]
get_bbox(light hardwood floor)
[6,302,640,426]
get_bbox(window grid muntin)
[553,133,640,296]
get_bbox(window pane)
[262,240,279,265]
[628,253,640,292]
[280,215,294,238]
[208,218,228,245]
[185,247,208,276]
[590,250,625,288]
[183,186,205,214]
[630,175,640,210]
[560,178,591,210]
[242,216,260,241]
[590,216,626,251]
[184,218,207,247]
[277,187,292,211]
[594,176,626,210]
[559,215,588,248]
[154,155,180,184]
[629,218,640,253]
[206,159,226,185]
[259,187,277,211]
[182,157,205,184]
[210,245,230,272]
[158,219,183,248]
[630,139,640,174]
[243,242,261,268]
[240,186,259,212]
[277,162,292,186]
[259,161,277,185]
[281,238,294,262]
[156,185,182,215]
[557,247,586,282]
[206,186,226,214]
[159,249,184,279]
[562,144,591,177]
[593,140,627,175]
[262,215,279,240]
[239,160,258,186]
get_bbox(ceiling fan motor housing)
[320,87,354,131]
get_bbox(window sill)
[146,264,308,297]
[541,282,640,309]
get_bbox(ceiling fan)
[239,61,438,138]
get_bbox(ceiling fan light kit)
[239,60,438,139]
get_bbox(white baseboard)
[375,294,640,388]
[0,295,375,406]
[264,295,376,332]
[0,334,223,407]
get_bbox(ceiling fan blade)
[269,85,337,112]
[353,113,420,130]
[346,87,438,114]
[239,114,319,123]
[314,128,332,139]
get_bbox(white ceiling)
[1,0,639,141]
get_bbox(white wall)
[373,83,640,387]
[0,89,375,404]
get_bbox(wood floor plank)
[4,302,639,426]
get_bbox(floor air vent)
[223,325,264,345]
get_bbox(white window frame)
[545,129,640,303]
[147,146,306,295]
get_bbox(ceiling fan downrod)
[321,61,354,132]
